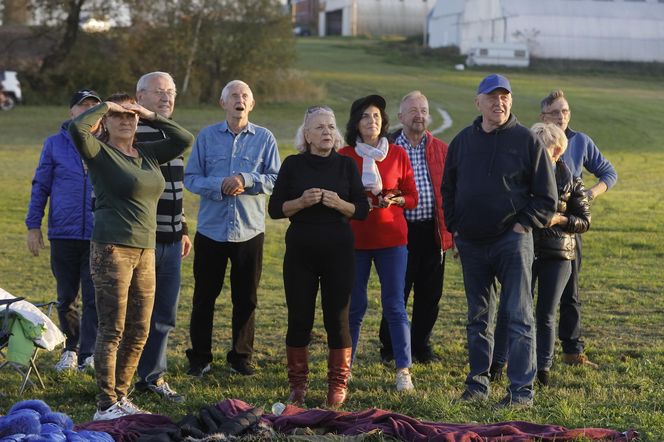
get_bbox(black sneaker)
[139,378,185,403]
[413,348,441,364]
[229,359,255,376]
[536,369,550,386]
[496,394,533,409]
[489,361,505,382]
[379,347,394,364]
[187,362,211,378]
[457,389,489,403]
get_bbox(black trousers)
[558,234,584,354]
[379,220,445,355]
[284,223,354,349]
[188,232,263,365]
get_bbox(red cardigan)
[338,143,418,250]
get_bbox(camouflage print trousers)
[90,241,155,410]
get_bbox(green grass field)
[1,37,663,440]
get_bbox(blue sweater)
[26,122,94,240]
[562,128,618,190]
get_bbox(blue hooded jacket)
[26,121,94,240]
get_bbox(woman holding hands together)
[269,106,369,408]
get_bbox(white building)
[319,0,433,37]
[426,0,664,62]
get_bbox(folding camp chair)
[0,296,59,395]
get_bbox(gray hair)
[531,122,568,152]
[399,90,428,112]
[220,80,252,102]
[540,89,566,112]
[399,90,432,126]
[136,72,176,92]
[294,106,344,153]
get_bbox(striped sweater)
[136,120,189,244]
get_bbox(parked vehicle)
[1,71,23,110]
[466,42,530,68]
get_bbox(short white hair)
[531,122,568,151]
[136,72,176,92]
[294,106,344,153]
[399,90,428,112]
[220,80,253,102]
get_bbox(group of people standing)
[25,72,616,418]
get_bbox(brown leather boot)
[326,347,352,408]
[286,346,309,405]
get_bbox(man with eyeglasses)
[133,71,190,402]
[184,80,281,378]
[540,89,617,368]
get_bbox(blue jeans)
[137,240,181,385]
[349,246,411,369]
[50,239,97,364]
[493,258,573,371]
[455,229,535,400]
[534,259,572,370]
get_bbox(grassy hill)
[1,37,663,439]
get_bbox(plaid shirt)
[395,132,434,222]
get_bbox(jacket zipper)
[81,158,88,240]
[424,137,444,258]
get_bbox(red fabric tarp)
[78,398,638,442]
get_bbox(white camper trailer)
[466,43,530,68]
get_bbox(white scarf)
[355,137,389,195]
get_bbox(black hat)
[350,94,387,117]
[70,89,101,108]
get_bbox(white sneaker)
[78,356,95,372]
[55,350,78,372]
[93,402,129,421]
[118,397,151,415]
[396,368,415,392]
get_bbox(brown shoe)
[562,353,598,368]
[286,346,309,405]
[326,347,352,408]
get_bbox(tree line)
[1,0,310,105]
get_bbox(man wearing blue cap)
[442,74,557,407]
[26,88,101,373]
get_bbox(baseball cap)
[70,89,102,108]
[476,74,512,95]
[350,94,387,117]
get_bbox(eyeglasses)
[542,109,570,117]
[145,89,177,98]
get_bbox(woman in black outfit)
[268,106,369,408]
[530,122,591,386]
[491,122,591,386]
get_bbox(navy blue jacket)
[442,114,557,242]
[26,122,94,240]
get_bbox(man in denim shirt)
[184,80,281,377]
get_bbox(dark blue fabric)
[26,122,94,240]
[137,240,182,384]
[455,229,535,401]
[50,239,97,360]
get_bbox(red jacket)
[422,131,453,251]
[339,143,418,250]
[390,130,453,251]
